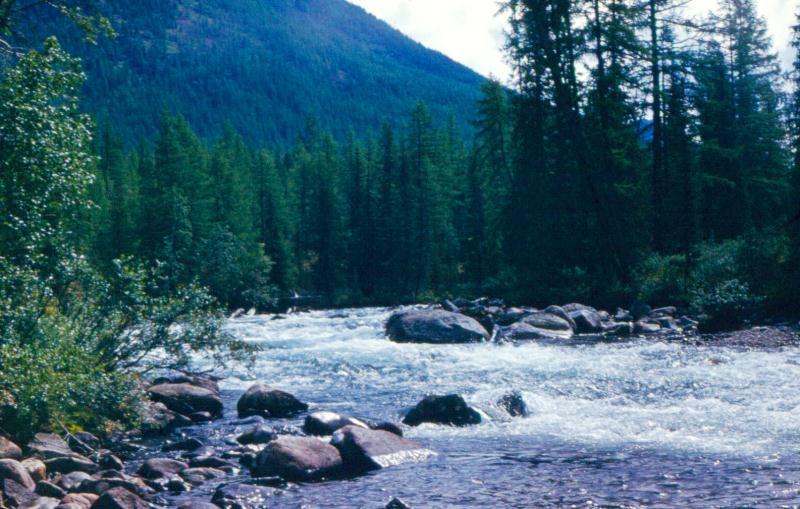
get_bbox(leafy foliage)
[0,38,252,443]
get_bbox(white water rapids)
[196,307,800,507]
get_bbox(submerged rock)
[251,437,342,481]
[212,483,275,509]
[177,502,219,509]
[332,426,434,472]
[386,309,490,344]
[498,391,529,417]
[303,412,369,436]
[368,421,403,437]
[386,498,413,509]
[147,384,223,418]
[403,395,482,427]
[236,427,277,446]
[236,384,308,418]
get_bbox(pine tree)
[254,150,296,292]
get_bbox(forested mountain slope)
[18,0,485,145]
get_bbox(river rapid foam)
[206,307,800,507]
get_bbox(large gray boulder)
[237,384,308,418]
[386,310,490,344]
[251,436,342,481]
[331,426,435,472]
[147,383,223,418]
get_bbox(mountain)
[19,0,486,146]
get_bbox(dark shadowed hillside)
[19,0,485,145]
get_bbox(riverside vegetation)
[2,0,800,506]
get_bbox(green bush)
[0,257,255,443]
[690,278,763,332]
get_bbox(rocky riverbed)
[2,304,800,508]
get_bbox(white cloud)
[348,0,511,80]
[348,0,798,78]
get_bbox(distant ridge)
[19,0,486,145]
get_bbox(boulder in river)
[386,498,413,509]
[331,426,435,472]
[236,384,308,418]
[147,383,223,418]
[303,412,369,436]
[251,436,343,481]
[212,483,275,509]
[177,502,220,509]
[139,402,193,436]
[543,305,577,331]
[368,421,403,437]
[236,427,277,445]
[496,312,574,341]
[151,374,220,394]
[563,304,603,334]
[402,395,482,427]
[497,391,529,417]
[386,309,490,344]
[136,458,188,480]
[179,467,226,486]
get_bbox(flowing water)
[199,307,800,508]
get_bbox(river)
[192,307,800,507]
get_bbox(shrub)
[0,256,256,443]
[690,278,763,332]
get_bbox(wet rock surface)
[236,384,308,418]
[386,309,490,344]
[403,395,482,427]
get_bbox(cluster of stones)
[386,298,699,344]
[1,372,504,509]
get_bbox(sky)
[348,0,797,81]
